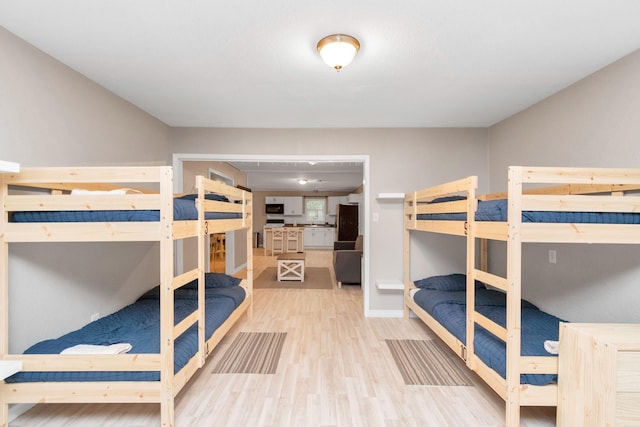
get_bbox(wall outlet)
[548,250,557,264]
[91,312,100,322]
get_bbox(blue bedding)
[418,198,640,223]
[413,286,563,385]
[5,282,246,383]
[11,195,242,222]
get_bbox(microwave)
[265,203,284,214]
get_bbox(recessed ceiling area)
[228,161,363,192]
[1,1,639,128]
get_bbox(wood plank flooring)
[10,249,556,426]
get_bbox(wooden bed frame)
[403,166,640,427]
[0,166,253,427]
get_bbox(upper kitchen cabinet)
[265,196,285,204]
[283,196,303,216]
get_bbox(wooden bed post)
[403,221,411,318]
[505,166,523,427]
[159,167,175,427]
[246,189,254,318]
[196,175,206,367]
[465,176,478,369]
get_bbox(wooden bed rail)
[483,166,640,200]
[404,176,477,230]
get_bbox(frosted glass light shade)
[317,34,360,70]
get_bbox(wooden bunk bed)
[403,166,640,427]
[0,166,253,427]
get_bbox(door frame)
[172,153,371,316]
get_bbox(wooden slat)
[173,269,199,289]
[3,222,161,242]
[8,353,160,371]
[521,194,640,213]
[5,194,161,211]
[471,355,507,399]
[474,269,508,291]
[202,199,245,213]
[204,218,248,234]
[4,166,165,184]
[485,183,640,200]
[520,223,640,244]
[519,384,558,406]
[475,222,508,241]
[518,166,640,185]
[172,220,198,239]
[198,176,247,200]
[475,312,507,342]
[410,220,467,236]
[520,356,558,375]
[413,176,477,202]
[174,311,199,339]
[415,199,468,214]
[4,381,161,404]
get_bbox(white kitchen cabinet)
[322,228,336,247]
[303,228,316,247]
[283,196,303,215]
[303,227,335,248]
[265,196,284,204]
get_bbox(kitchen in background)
[261,193,362,251]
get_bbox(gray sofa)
[333,235,363,288]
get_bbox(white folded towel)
[71,188,140,195]
[60,343,132,355]
[544,340,559,355]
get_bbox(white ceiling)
[228,161,364,193]
[2,1,639,191]
[1,1,639,130]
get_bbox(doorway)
[172,153,370,315]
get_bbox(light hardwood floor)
[11,249,556,426]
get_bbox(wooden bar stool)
[286,228,299,252]
[210,233,226,271]
[271,229,284,255]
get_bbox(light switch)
[372,212,379,222]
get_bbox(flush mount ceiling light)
[297,179,308,185]
[317,34,360,70]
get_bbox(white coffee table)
[277,252,306,282]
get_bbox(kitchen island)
[263,226,336,255]
[263,227,304,256]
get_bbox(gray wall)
[1,27,172,352]
[487,49,640,322]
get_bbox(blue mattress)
[418,198,640,223]
[5,281,246,383]
[11,195,242,222]
[413,287,563,385]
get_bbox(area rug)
[213,332,287,374]
[385,339,473,386]
[254,267,333,289]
